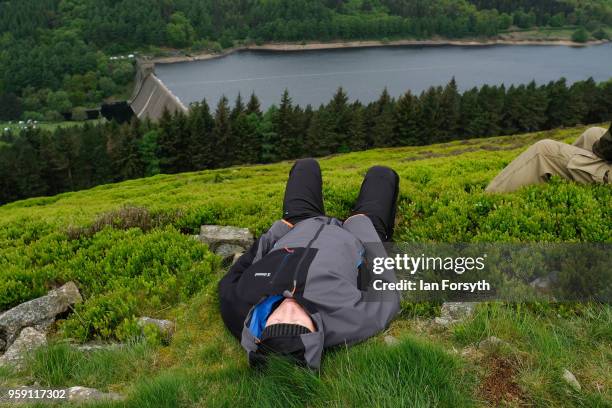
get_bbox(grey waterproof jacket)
[218,215,400,368]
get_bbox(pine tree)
[246,92,262,116]
[13,130,47,198]
[521,81,548,132]
[0,145,18,204]
[213,96,232,168]
[189,100,215,169]
[75,122,112,188]
[347,102,366,151]
[370,88,396,147]
[231,93,245,120]
[172,111,192,173]
[573,77,601,124]
[478,84,505,136]
[108,119,145,181]
[274,89,299,160]
[304,109,333,157]
[545,79,577,128]
[157,108,178,173]
[238,113,263,164]
[260,107,279,163]
[459,87,486,138]
[393,90,419,146]
[52,126,79,190]
[438,78,460,142]
[327,87,352,152]
[417,87,443,145]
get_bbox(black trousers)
[283,159,399,241]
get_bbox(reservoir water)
[155,43,612,109]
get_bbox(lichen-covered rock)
[216,243,246,265]
[434,302,477,327]
[67,386,124,402]
[0,327,46,368]
[76,342,124,353]
[198,225,253,251]
[384,335,399,346]
[530,271,559,293]
[0,282,82,349]
[477,336,508,351]
[137,317,175,341]
[562,369,581,391]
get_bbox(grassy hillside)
[0,125,610,407]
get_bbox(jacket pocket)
[237,247,318,304]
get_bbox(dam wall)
[129,60,188,122]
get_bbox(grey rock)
[32,317,55,334]
[477,336,507,350]
[384,335,399,346]
[67,386,124,402]
[562,369,581,391]
[0,327,46,369]
[215,243,246,266]
[434,317,452,326]
[530,271,559,293]
[435,302,477,327]
[0,338,5,351]
[0,282,82,348]
[138,317,175,340]
[198,225,253,251]
[75,342,124,353]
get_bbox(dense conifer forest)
[1,0,611,118]
[2,77,610,204]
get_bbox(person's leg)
[571,127,607,152]
[283,159,325,225]
[350,166,399,241]
[485,139,584,193]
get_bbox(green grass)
[26,341,156,391]
[1,124,610,407]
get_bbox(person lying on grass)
[486,123,612,193]
[219,159,401,369]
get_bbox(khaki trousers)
[486,127,612,193]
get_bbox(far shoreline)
[149,37,610,65]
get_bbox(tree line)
[1,0,610,120]
[1,77,611,205]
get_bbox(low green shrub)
[58,227,219,341]
[0,125,609,343]
[0,225,218,341]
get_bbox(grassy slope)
[0,125,610,407]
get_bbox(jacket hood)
[241,296,325,369]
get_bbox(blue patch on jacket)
[248,295,284,339]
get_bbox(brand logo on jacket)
[254,272,271,277]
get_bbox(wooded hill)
[1,0,611,119]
